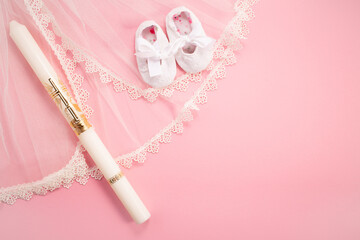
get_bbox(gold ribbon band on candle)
[48,78,91,135]
[108,172,124,184]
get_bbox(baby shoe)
[135,21,176,88]
[166,6,215,73]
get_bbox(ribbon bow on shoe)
[170,31,215,52]
[136,32,215,77]
[135,38,177,77]
[167,30,216,73]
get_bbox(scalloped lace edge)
[26,0,206,103]
[0,0,258,204]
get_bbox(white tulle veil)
[0,0,257,204]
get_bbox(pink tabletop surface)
[1,0,360,239]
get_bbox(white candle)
[9,21,57,85]
[10,20,150,224]
[78,128,151,224]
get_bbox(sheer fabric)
[0,0,257,204]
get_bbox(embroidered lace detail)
[0,0,258,204]
[24,0,206,103]
[0,144,90,205]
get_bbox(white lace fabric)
[0,0,258,204]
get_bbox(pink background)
[1,0,360,239]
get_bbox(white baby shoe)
[166,6,216,73]
[135,21,176,88]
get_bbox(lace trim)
[25,0,205,103]
[0,0,258,204]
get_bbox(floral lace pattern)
[27,0,205,104]
[0,0,258,204]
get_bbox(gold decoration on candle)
[48,78,91,135]
[108,172,124,184]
